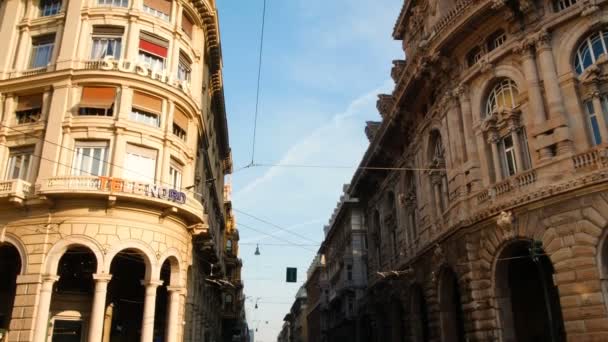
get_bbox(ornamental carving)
[391,60,406,82]
[377,94,395,119]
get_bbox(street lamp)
[254,244,260,256]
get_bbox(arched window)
[429,131,449,217]
[487,29,507,52]
[466,46,483,67]
[553,0,577,11]
[574,30,608,74]
[485,79,519,117]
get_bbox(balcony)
[37,176,205,222]
[0,179,32,205]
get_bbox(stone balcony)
[36,176,205,222]
[0,179,32,205]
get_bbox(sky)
[216,0,403,340]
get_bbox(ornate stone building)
[346,0,608,341]
[0,0,244,340]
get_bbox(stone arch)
[555,16,608,76]
[0,239,23,334]
[437,266,466,342]
[0,233,28,274]
[599,227,608,316]
[104,239,156,280]
[158,249,183,287]
[471,65,526,122]
[44,235,105,275]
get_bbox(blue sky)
[217,0,402,340]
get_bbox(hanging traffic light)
[286,267,297,283]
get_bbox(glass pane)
[91,148,102,176]
[591,35,606,60]
[506,151,517,176]
[580,46,593,70]
[590,116,602,145]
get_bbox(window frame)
[71,141,109,177]
[485,79,519,117]
[39,0,61,17]
[574,30,608,75]
[97,0,128,8]
[90,34,123,60]
[500,135,518,178]
[6,147,34,181]
[30,34,55,69]
[584,97,608,146]
[169,158,183,189]
[123,144,157,183]
[129,108,160,127]
[554,0,577,11]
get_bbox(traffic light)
[529,240,543,262]
[286,267,297,283]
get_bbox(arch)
[158,249,183,287]
[556,17,608,76]
[483,78,519,118]
[104,239,156,280]
[44,235,104,275]
[409,283,430,342]
[472,65,525,120]
[492,239,565,342]
[427,129,446,166]
[1,233,28,274]
[438,267,466,342]
[0,242,22,333]
[598,228,608,316]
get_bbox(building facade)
[0,0,241,341]
[304,256,325,342]
[348,0,608,341]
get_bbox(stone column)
[13,26,31,72]
[0,0,23,77]
[165,287,183,342]
[125,18,140,61]
[37,83,70,180]
[489,133,503,182]
[455,85,477,162]
[518,44,547,125]
[88,274,112,342]
[510,127,525,172]
[55,0,83,70]
[140,280,163,342]
[446,97,464,166]
[32,275,59,342]
[535,32,573,154]
[431,174,443,219]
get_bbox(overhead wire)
[250,0,268,165]
[235,208,320,244]
[237,222,316,253]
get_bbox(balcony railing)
[0,179,32,200]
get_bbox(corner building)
[0,0,238,341]
[347,0,608,341]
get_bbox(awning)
[80,87,116,109]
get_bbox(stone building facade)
[345,0,608,341]
[0,0,244,340]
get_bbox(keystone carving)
[496,211,514,231]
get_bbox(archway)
[410,284,430,342]
[439,268,465,342]
[154,257,180,342]
[107,250,148,342]
[0,243,22,335]
[601,235,608,315]
[50,246,97,342]
[495,240,565,342]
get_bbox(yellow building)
[0,0,236,341]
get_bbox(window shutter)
[92,26,124,36]
[144,0,171,14]
[132,91,162,114]
[139,32,169,58]
[181,13,193,37]
[80,87,116,108]
[173,107,189,130]
[16,94,43,111]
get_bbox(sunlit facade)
[0,0,238,340]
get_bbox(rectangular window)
[91,26,123,60]
[131,91,162,127]
[181,12,193,38]
[72,141,108,176]
[138,33,168,72]
[555,0,577,11]
[79,87,116,116]
[346,265,352,281]
[173,107,188,141]
[124,144,157,183]
[6,147,34,181]
[97,0,128,7]
[15,94,43,124]
[177,52,191,84]
[143,0,170,21]
[501,135,518,177]
[585,100,602,145]
[169,159,183,189]
[40,0,61,16]
[30,34,55,68]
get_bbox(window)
[124,144,157,183]
[15,94,43,124]
[30,34,55,68]
[169,159,183,189]
[467,46,483,67]
[226,240,233,254]
[40,0,61,16]
[91,26,123,60]
[72,141,108,176]
[487,30,506,52]
[346,265,352,281]
[143,0,170,21]
[181,12,193,38]
[97,0,128,7]
[485,79,519,117]
[554,0,577,11]
[78,87,116,116]
[584,96,608,145]
[173,107,188,141]
[131,91,162,127]
[178,51,192,84]
[6,147,33,180]
[575,30,608,75]
[500,135,518,177]
[138,33,168,72]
